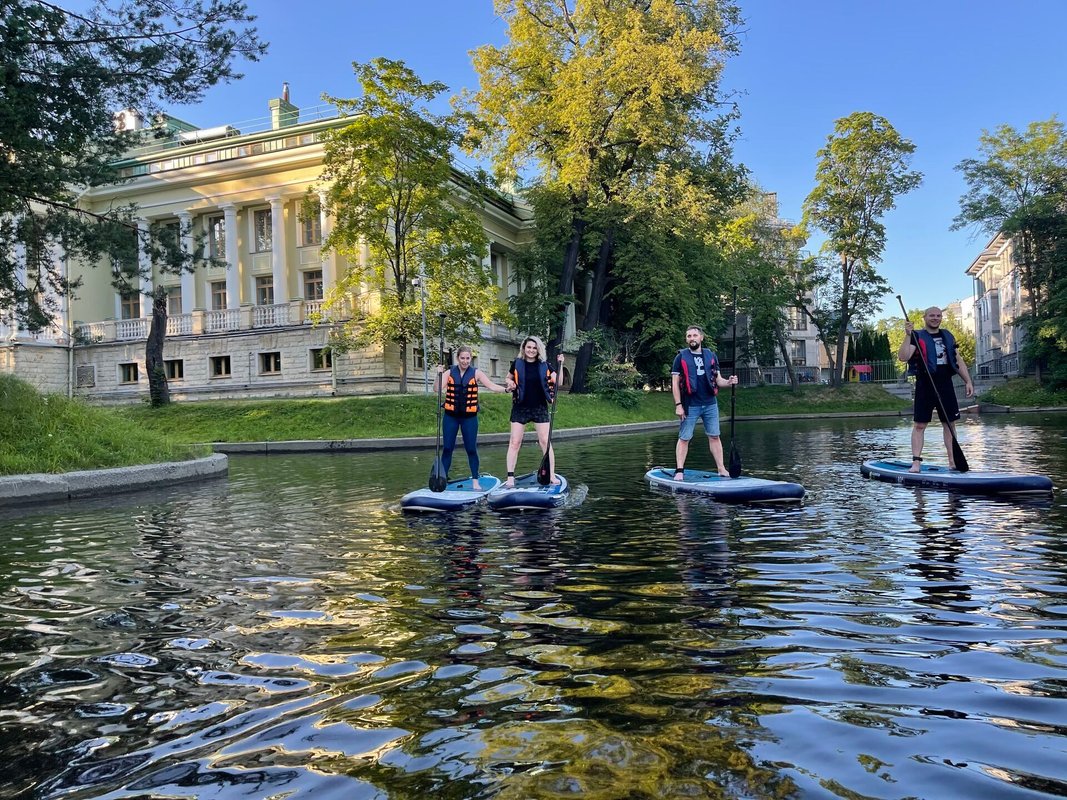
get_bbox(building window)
[119,362,139,383]
[260,351,282,374]
[119,291,140,320]
[208,215,226,258]
[788,307,807,331]
[303,270,323,301]
[165,286,182,316]
[310,347,332,371]
[299,204,322,246]
[253,208,272,253]
[210,355,231,378]
[490,357,498,377]
[412,348,425,370]
[491,251,506,287]
[255,276,274,306]
[211,281,227,310]
[790,339,806,366]
[165,359,184,380]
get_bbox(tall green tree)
[0,0,264,330]
[317,59,509,393]
[467,0,746,392]
[953,118,1067,380]
[802,112,923,386]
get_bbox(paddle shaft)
[896,296,968,472]
[536,358,562,485]
[429,314,447,490]
[728,287,742,478]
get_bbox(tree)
[1,0,264,327]
[802,112,923,386]
[467,0,746,392]
[953,118,1067,380]
[1,1,265,405]
[317,59,509,393]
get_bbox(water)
[2,414,1066,799]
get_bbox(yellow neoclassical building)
[2,87,557,402]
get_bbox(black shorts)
[510,405,550,425]
[913,370,960,424]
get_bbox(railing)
[74,322,106,343]
[253,303,290,328]
[167,314,193,336]
[116,319,148,340]
[303,300,324,320]
[205,309,241,332]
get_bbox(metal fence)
[734,360,905,387]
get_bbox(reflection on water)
[1,414,1066,798]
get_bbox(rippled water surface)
[2,414,1067,799]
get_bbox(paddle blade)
[428,459,447,492]
[536,452,552,485]
[728,444,742,479]
[951,438,969,473]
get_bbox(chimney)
[269,82,299,130]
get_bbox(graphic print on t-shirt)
[694,354,706,376]
[932,333,947,365]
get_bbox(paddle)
[728,286,742,479]
[896,295,969,473]
[428,313,448,491]
[536,353,564,486]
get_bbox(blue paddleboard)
[401,474,502,512]
[486,473,569,511]
[861,459,1054,495]
[645,467,805,503]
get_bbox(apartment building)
[965,232,1027,377]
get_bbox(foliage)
[466,0,747,391]
[0,374,206,475]
[0,0,264,330]
[317,58,510,392]
[801,112,923,384]
[981,377,1067,406]
[587,360,643,408]
[847,326,893,363]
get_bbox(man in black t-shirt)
[897,306,974,472]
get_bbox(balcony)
[74,299,337,345]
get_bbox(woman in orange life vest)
[432,345,509,490]
[503,335,565,487]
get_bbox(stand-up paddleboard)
[645,467,805,503]
[487,473,569,511]
[401,474,502,512]
[861,459,1054,495]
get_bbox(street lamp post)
[416,266,428,393]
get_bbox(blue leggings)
[442,413,480,478]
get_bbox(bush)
[598,388,642,409]
[589,361,642,392]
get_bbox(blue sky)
[175,0,1067,319]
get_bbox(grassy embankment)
[982,378,1067,407]
[0,375,209,476]
[119,383,908,444]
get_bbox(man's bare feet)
[673,469,685,482]
[505,479,515,488]
[550,476,561,485]
[717,469,731,478]
[471,480,482,491]
[908,458,922,473]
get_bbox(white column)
[178,211,196,313]
[137,218,153,317]
[268,196,288,303]
[318,191,337,292]
[221,204,240,309]
[11,241,27,339]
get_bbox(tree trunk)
[399,338,408,394]
[146,292,169,407]
[773,324,798,390]
[569,226,614,393]
[548,205,587,359]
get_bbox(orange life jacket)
[443,366,479,416]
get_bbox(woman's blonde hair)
[517,335,547,362]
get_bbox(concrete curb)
[0,453,229,508]
[210,410,919,455]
